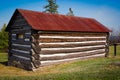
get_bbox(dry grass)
[0,45,120,80]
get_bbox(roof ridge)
[6,8,111,32]
[17,8,94,20]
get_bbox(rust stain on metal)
[15,9,111,32]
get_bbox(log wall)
[37,32,108,66]
[8,27,109,70]
[8,13,35,70]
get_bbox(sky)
[0,0,120,34]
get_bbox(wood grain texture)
[40,49,105,57]
[40,42,106,48]
[39,32,107,37]
[11,45,31,51]
[8,55,32,70]
[39,37,106,43]
[11,40,31,45]
[31,34,41,68]
[40,46,105,54]
[40,53,105,66]
[10,49,31,58]
[40,50,105,61]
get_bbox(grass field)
[0,46,120,80]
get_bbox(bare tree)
[66,8,74,16]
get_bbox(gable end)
[5,9,31,32]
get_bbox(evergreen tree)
[0,24,8,51]
[44,0,58,14]
[67,8,74,16]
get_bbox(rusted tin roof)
[6,9,111,32]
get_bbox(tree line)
[0,24,8,52]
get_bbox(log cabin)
[5,9,111,70]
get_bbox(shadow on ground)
[0,61,8,66]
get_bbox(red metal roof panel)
[9,9,111,32]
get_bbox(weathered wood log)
[39,38,106,43]
[11,29,31,34]
[10,50,31,58]
[32,60,41,68]
[39,32,107,37]
[11,40,31,45]
[41,53,105,66]
[31,34,41,68]
[31,54,40,60]
[11,45,31,51]
[31,43,41,54]
[40,46,105,54]
[9,55,31,62]
[31,34,41,52]
[40,42,106,48]
[10,13,27,27]
[14,18,26,23]
[8,55,32,70]
[40,51,105,61]
[12,20,28,26]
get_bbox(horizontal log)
[40,49,105,57]
[12,43,31,48]
[41,45,105,51]
[11,49,30,54]
[40,50,105,61]
[14,18,26,23]
[9,55,32,70]
[40,40,106,45]
[40,42,106,48]
[43,42,106,48]
[10,49,31,58]
[11,14,25,26]
[39,32,107,37]
[40,53,105,65]
[10,54,31,61]
[11,40,31,45]
[11,29,31,34]
[39,37,106,43]
[40,46,105,54]
[11,45,31,51]
[12,20,27,26]
[39,35,106,39]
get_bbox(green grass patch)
[0,53,8,62]
[109,45,120,56]
[0,45,120,80]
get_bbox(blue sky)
[0,0,120,33]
